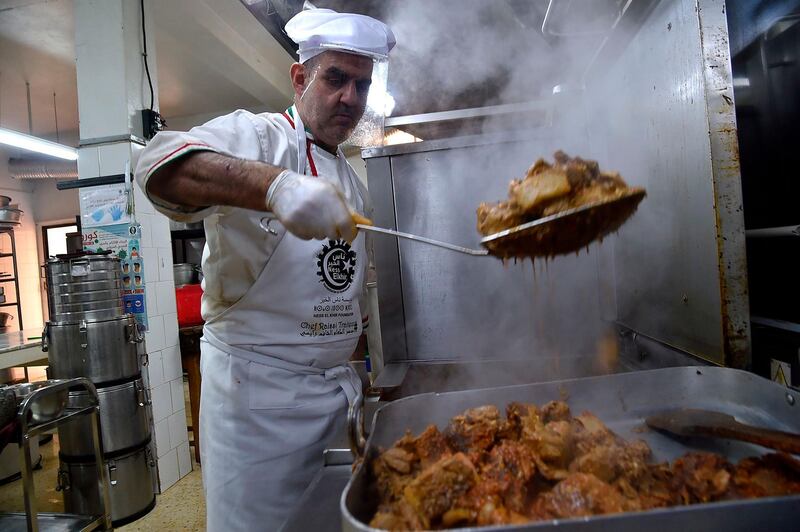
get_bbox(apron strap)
[203,329,363,409]
[323,364,362,409]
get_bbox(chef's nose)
[340,80,360,107]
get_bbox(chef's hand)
[266,169,357,241]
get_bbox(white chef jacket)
[133,108,373,330]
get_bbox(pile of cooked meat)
[476,151,642,237]
[368,401,800,530]
[475,151,646,258]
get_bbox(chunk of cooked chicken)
[532,473,628,518]
[476,201,525,236]
[508,168,571,214]
[730,453,800,499]
[403,453,478,529]
[445,405,502,457]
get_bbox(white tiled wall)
[133,182,192,493]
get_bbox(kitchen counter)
[0,329,47,370]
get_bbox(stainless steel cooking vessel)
[0,207,22,224]
[173,263,201,287]
[44,315,145,385]
[49,273,121,286]
[46,256,124,323]
[46,255,121,277]
[59,378,151,457]
[342,367,800,531]
[60,443,156,525]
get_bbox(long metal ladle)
[352,214,489,256]
[258,190,645,258]
[352,189,646,258]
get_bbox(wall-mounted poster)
[79,183,131,228]
[83,223,148,329]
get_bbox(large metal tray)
[341,367,800,531]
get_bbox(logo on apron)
[316,239,356,293]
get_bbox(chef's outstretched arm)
[147,150,280,212]
[134,109,355,241]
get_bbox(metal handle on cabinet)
[108,461,118,486]
[140,351,149,368]
[347,393,366,458]
[41,323,49,352]
[79,320,88,348]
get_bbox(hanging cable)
[53,92,60,143]
[141,0,155,111]
[26,81,33,134]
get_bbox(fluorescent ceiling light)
[0,127,78,160]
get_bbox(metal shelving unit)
[0,378,112,531]
[0,225,23,331]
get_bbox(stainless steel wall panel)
[365,156,408,362]
[584,0,747,365]
[384,137,607,362]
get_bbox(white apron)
[199,108,366,531]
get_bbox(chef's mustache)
[331,105,359,119]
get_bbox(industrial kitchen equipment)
[342,367,800,531]
[42,252,155,525]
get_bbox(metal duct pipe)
[8,158,77,179]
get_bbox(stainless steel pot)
[60,443,156,525]
[46,256,124,323]
[173,263,201,287]
[45,255,121,277]
[44,315,145,385]
[59,378,151,457]
[0,207,22,224]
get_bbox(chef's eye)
[326,75,345,88]
[356,80,372,95]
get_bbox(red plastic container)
[176,283,204,327]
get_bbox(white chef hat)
[285,5,396,63]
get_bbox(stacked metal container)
[42,253,156,526]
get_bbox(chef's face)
[292,51,374,149]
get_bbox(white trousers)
[198,341,348,531]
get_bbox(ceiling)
[244,0,630,118]
[0,0,295,147]
[0,0,641,150]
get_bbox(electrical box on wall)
[141,109,165,140]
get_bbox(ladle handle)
[355,224,489,256]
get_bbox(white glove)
[266,170,356,241]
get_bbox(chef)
[133,6,395,530]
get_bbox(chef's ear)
[290,63,307,99]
